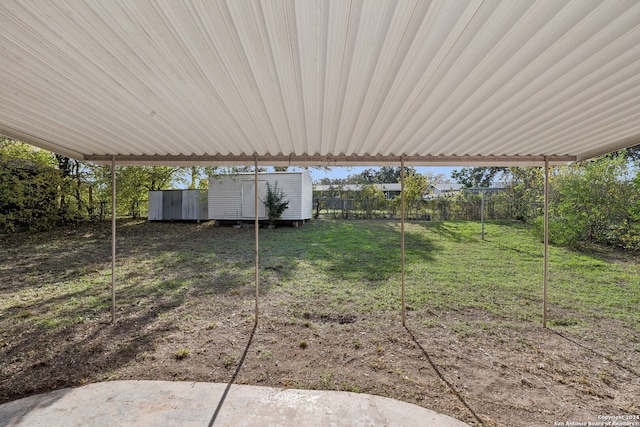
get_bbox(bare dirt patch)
[1,220,638,426]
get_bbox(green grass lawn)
[258,219,639,327]
[2,219,638,334]
[2,218,639,425]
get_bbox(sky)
[290,166,458,183]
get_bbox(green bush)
[0,159,64,232]
[533,155,640,250]
[262,181,289,225]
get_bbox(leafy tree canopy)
[0,138,57,166]
[451,167,507,188]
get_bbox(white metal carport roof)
[1,0,640,166]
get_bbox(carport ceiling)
[1,1,640,166]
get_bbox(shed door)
[163,191,182,220]
[242,180,266,219]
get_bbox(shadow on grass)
[415,221,477,243]
[0,296,181,402]
[547,328,640,378]
[0,219,264,404]
[3,216,638,425]
[287,220,438,285]
[0,218,437,405]
[208,323,256,427]
[404,325,485,426]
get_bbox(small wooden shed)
[208,172,312,224]
[148,189,208,221]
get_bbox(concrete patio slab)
[0,380,470,426]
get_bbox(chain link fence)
[313,189,544,222]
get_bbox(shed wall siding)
[182,190,208,220]
[209,172,312,221]
[277,176,301,220]
[149,190,207,221]
[242,180,267,219]
[163,191,182,220]
[208,176,244,220]
[148,191,163,220]
[300,172,313,219]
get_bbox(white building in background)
[426,183,465,198]
[208,172,313,225]
[313,183,402,200]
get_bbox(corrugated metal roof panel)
[1,1,639,165]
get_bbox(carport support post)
[111,156,116,324]
[481,189,485,240]
[543,157,549,328]
[400,158,406,327]
[254,158,259,326]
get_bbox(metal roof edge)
[0,125,86,160]
[85,154,576,167]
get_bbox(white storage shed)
[148,190,208,221]
[208,172,312,224]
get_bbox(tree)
[397,171,428,219]
[357,184,385,218]
[356,168,378,184]
[380,166,419,183]
[0,140,65,231]
[346,166,417,184]
[262,181,289,226]
[626,144,640,161]
[542,155,639,249]
[114,166,183,217]
[433,197,452,221]
[502,167,544,222]
[451,167,506,188]
[0,138,57,166]
[604,144,640,162]
[54,154,95,218]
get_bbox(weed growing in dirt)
[369,357,387,372]
[222,354,236,369]
[101,370,118,381]
[257,349,272,360]
[319,371,334,389]
[174,348,190,360]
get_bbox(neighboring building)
[314,183,402,200]
[426,182,509,198]
[380,183,402,199]
[427,183,465,198]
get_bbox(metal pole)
[111,156,116,324]
[254,157,259,326]
[400,159,406,327]
[481,189,485,240]
[543,158,549,328]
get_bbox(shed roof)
[1,1,639,167]
[432,183,466,192]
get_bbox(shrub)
[262,181,289,225]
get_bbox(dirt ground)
[1,221,638,426]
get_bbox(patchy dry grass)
[1,219,638,426]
